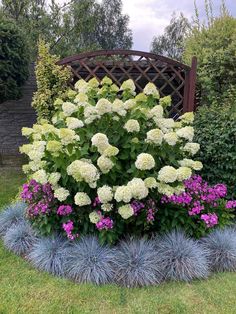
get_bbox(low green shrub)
[0,18,29,103]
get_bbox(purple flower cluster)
[96,217,113,230]
[92,197,101,207]
[161,175,234,228]
[62,220,78,240]
[201,213,218,228]
[146,199,157,223]
[131,200,145,215]
[57,205,73,216]
[21,180,55,217]
[226,200,236,209]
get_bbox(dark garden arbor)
[58,50,197,118]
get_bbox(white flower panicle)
[143,82,160,98]
[54,187,70,202]
[62,102,77,116]
[176,167,192,181]
[74,192,91,206]
[95,98,112,115]
[66,117,84,129]
[127,178,149,200]
[118,204,134,219]
[124,119,140,133]
[67,160,100,186]
[135,153,155,170]
[158,166,177,183]
[176,126,194,142]
[146,129,163,145]
[89,211,100,224]
[163,132,179,146]
[97,156,114,173]
[114,186,133,203]
[144,177,158,189]
[120,79,136,93]
[97,185,113,203]
[183,143,200,155]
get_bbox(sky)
[58,0,236,51]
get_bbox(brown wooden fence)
[58,50,197,118]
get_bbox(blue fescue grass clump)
[155,230,209,282]
[113,238,163,287]
[64,236,116,285]
[3,221,37,255]
[201,228,236,272]
[0,202,26,237]
[28,235,71,277]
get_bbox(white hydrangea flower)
[97,185,113,203]
[91,133,110,153]
[97,156,114,173]
[120,79,136,93]
[157,166,177,183]
[176,167,192,181]
[144,177,158,189]
[62,102,77,117]
[22,127,34,137]
[74,192,91,206]
[74,93,89,106]
[74,79,89,93]
[95,98,112,115]
[101,203,113,212]
[178,159,203,171]
[114,186,132,203]
[46,140,62,155]
[32,169,48,185]
[155,118,175,133]
[28,149,44,162]
[148,105,163,119]
[59,128,78,145]
[163,132,179,146]
[124,99,136,110]
[66,117,84,129]
[183,143,200,155]
[176,126,194,142]
[135,153,155,170]
[124,119,140,133]
[118,204,134,219]
[143,82,160,98]
[54,187,70,202]
[146,129,163,145]
[103,145,119,157]
[19,144,33,154]
[112,99,127,116]
[179,112,194,124]
[127,178,149,199]
[84,105,99,119]
[89,211,101,224]
[67,160,100,185]
[48,172,61,186]
[192,161,203,171]
[157,182,175,196]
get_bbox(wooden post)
[187,56,197,112]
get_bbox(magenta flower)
[96,217,113,230]
[57,205,73,216]
[201,213,218,228]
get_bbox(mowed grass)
[0,168,236,314]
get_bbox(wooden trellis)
[57,50,197,118]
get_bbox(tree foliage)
[0,0,132,59]
[183,1,236,104]
[150,13,190,62]
[0,18,29,103]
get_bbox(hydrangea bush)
[20,77,233,243]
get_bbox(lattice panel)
[58,50,196,118]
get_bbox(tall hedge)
[0,19,29,103]
[194,101,236,199]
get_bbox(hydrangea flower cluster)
[161,175,235,229]
[20,78,211,243]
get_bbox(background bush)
[0,18,29,103]
[183,14,236,104]
[194,102,236,199]
[32,39,71,120]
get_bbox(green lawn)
[0,168,236,314]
